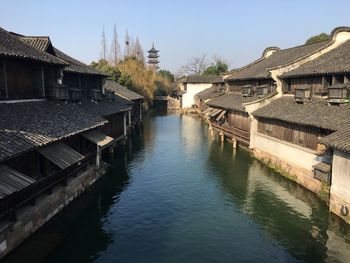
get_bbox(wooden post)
[220,131,224,142]
[41,65,45,97]
[96,145,100,168]
[139,103,142,121]
[123,112,127,136]
[232,138,237,149]
[109,145,114,155]
[128,110,131,126]
[3,62,8,99]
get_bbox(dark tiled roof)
[0,27,67,66]
[226,41,329,81]
[207,92,275,112]
[184,75,223,84]
[281,40,350,78]
[20,36,53,53]
[78,97,131,117]
[320,128,350,153]
[54,47,107,76]
[114,93,134,106]
[0,100,106,162]
[195,86,225,100]
[252,96,350,131]
[104,79,144,100]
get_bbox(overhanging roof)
[38,143,84,169]
[83,130,114,149]
[0,165,36,198]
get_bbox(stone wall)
[0,164,106,259]
[253,147,323,196]
[330,150,350,224]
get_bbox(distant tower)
[147,43,159,70]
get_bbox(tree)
[90,59,121,80]
[305,33,330,44]
[124,30,131,59]
[100,26,107,60]
[109,24,121,66]
[202,59,228,75]
[158,69,174,82]
[179,54,209,75]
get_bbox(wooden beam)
[3,62,8,99]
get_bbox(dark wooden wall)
[282,74,350,96]
[103,112,125,138]
[62,73,104,96]
[227,79,274,92]
[227,110,250,133]
[257,118,328,150]
[6,60,43,99]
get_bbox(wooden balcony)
[211,122,250,145]
[90,89,102,101]
[47,83,68,100]
[68,88,82,102]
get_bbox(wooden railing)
[211,122,250,144]
[0,153,95,221]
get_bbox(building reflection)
[207,139,350,262]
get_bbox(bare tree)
[124,30,130,59]
[212,55,231,68]
[179,54,209,75]
[100,26,107,61]
[134,37,145,63]
[109,24,121,65]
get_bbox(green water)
[4,111,350,262]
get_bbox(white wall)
[331,150,350,201]
[182,83,212,108]
[254,132,318,171]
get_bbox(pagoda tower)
[147,43,159,70]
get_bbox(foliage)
[305,33,330,44]
[91,58,175,104]
[202,60,228,75]
[179,55,230,76]
[158,69,175,82]
[90,59,120,80]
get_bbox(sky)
[1,0,350,74]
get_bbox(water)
[4,111,350,263]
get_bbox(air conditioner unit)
[241,85,253,97]
[294,86,311,103]
[328,83,350,104]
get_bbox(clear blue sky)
[1,0,350,73]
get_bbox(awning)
[0,165,36,198]
[216,110,226,121]
[202,107,213,115]
[82,130,115,149]
[209,108,222,117]
[313,162,331,173]
[38,143,84,170]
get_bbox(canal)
[4,111,350,263]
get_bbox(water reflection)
[3,135,144,263]
[4,112,350,263]
[207,134,350,262]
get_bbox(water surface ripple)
[4,112,350,263]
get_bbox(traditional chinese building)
[147,43,159,70]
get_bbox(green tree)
[90,59,121,80]
[202,60,228,75]
[305,33,330,44]
[158,70,175,83]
